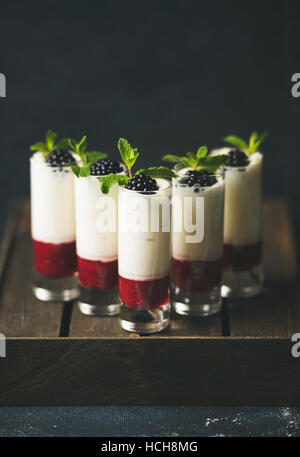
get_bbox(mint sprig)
[223,131,268,155]
[136,166,176,179]
[162,146,226,173]
[98,174,130,194]
[162,146,208,170]
[69,136,107,178]
[118,138,139,178]
[30,130,68,156]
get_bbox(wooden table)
[0,198,298,406]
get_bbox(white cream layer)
[30,152,76,244]
[118,178,171,281]
[75,175,119,262]
[172,177,225,261]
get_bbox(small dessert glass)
[74,173,121,316]
[171,172,225,316]
[222,153,263,298]
[30,155,79,301]
[118,180,171,334]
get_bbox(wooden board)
[0,198,298,406]
[0,200,64,337]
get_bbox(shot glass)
[118,180,171,334]
[171,173,225,316]
[222,152,263,298]
[74,174,121,316]
[30,153,78,301]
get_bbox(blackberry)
[46,148,75,167]
[225,148,249,167]
[125,173,159,194]
[90,159,123,176]
[180,169,217,188]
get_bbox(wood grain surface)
[0,200,64,337]
[0,198,298,406]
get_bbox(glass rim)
[118,178,172,195]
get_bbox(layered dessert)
[118,176,171,311]
[212,131,266,297]
[74,158,126,315]
[223,149,262,272]
[30,131,78,301]
[99,137,174,333]
[172,169,225,315]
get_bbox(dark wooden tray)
[0,198,298,406]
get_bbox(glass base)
[222,265,263,299]
[33,272,79,302]
[119,303,170,334]
[172,283,222,316]
[78,285,120,316]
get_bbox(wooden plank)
[262,199,298,280]
[0,199,64,337]
[228,199,299,337]
[0,338,299,406]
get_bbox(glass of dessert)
[99,138,174,334]
[70,136,126,316]
[30,130,79,301]
[212,131,267,298]
[163,146,226,316]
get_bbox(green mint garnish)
[69,136,107,177]
[136,166,176,179]
[99,137,175,193]
[98,174,130,194]
[162,146,226,173]
[118,138,139,178]
[223,131,268,155]
[198,155,228,174]
[30,130,68,156]
[162,146,208,170]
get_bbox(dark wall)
[0,0,299,236]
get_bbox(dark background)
[0,0,299,237]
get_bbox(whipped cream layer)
[118,178,171,281]
[223,151,262,245]
[172,177,225,261]
[30,152,76,244]
[75,175,120,262]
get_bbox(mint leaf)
[224,132,268,155]
[197,146,208,159]
[71,165,81,177]
[30,130,63,156]
[71,165,91,178]
[46,130,58,151]
[99,173,129,194]
[85,151,107,165]
[56,137,70,149]
[162,146,208,169]
[161,154,187,164]
[249,131,268,154]
[118,138,139,177]
[223,135,248,151]
[30,141,49,153]
[198,154,227,174]
[136,166,176,179]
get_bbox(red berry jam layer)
[78,256,118,290]
[223,241,262,272]
[119,275,170,310]
[172,257,222,293]
[33,239,77,278]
